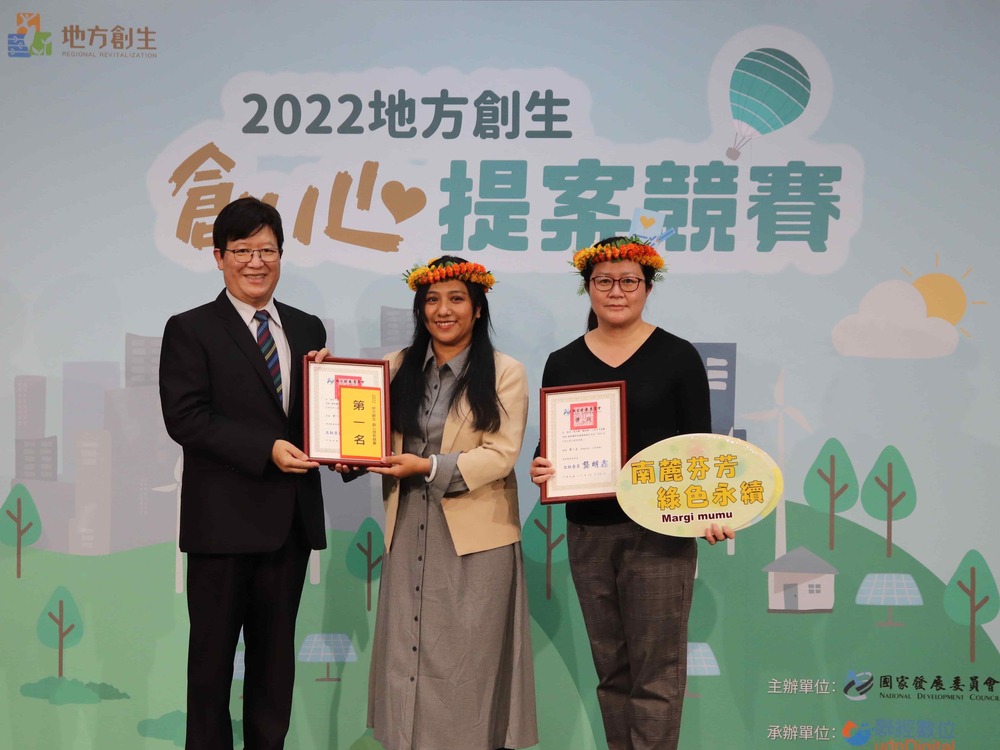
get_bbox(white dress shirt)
[226,290,291,415]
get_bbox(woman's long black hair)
[390,256,502,435]
[584,237,658,331]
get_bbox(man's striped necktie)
[253,310,283,400]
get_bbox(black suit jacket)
[159,291,327,554]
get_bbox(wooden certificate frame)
[303,356,391,466]
[539,380,627,504]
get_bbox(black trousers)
[568,522,697,750]
[185,523,310,750]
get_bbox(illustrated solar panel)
[298,633,358,663]
[687,642,721,676]
[855,573,923,605]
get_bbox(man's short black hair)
[213,196,284,252]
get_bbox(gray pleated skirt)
[368,481,538,750]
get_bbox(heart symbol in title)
[382,181,427,224]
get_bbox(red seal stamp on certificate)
[569,402,598,430]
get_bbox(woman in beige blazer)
[364,256,538,750]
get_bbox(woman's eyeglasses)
[590,276,643,292]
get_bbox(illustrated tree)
[944,550,999,663]
[803,438,858,550]
[525,501,566,600]
[860,445,916,558]
[37,586,84,678]
[346,517,384,611]
[1,483,42,579]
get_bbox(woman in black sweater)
[530,236,733,750]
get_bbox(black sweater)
[541,327,711,525]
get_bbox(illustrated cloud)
[832,280,958,359]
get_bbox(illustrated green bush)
[86,681,130,700]
[20,675,128,703]
[137,711,186,747]
[20,676,100,705]
[51,678,101,705]
[136,712,241,747]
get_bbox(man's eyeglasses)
[227,247,281,263]
[591,276,643,292]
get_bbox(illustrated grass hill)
[1,502,997,749]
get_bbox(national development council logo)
[8,12,51,57]
[844,670,875,701]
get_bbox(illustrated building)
[9,333,187,554]
[763,546,838,613]
[14,375,45,438]
[692,342,739,437]
[125,333,162,387]
[23,478,74,550]
[321,318,335,353]
[14,375,58,480]
[15,435,57,481]
[105,383,176,549]
[360,306,412,359]
[12,375,74,548]
[70,430,113,554]
[62,361,120,479]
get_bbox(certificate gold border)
[303,356,391,466]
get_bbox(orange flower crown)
[404,258,496,292]
[571,236,665,292]
[571,236,665,276]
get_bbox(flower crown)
[571,236,666,279]
[404,258,496,292]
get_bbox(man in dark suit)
[159,197,327,750]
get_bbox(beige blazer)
[382,349,528,556]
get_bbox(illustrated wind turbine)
[742,369,811,559]
[153,455,184,594]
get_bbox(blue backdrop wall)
[2,2,998,748]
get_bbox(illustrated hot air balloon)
[727,48,810,160]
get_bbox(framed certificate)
[303,356,391,466]
[539,381,627,504]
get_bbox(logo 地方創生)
[8,12,157,59]
[844,670,875,701]
[8,12,51,58]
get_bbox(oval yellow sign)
[616,433,783,537]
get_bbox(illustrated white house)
[763,546,838,613]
